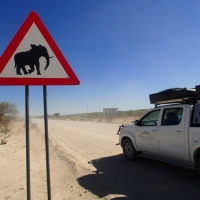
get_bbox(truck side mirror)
[134,120,139,126]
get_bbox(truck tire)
[122,138,136,161]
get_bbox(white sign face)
[0,23,68,78]
[103,108,118,116]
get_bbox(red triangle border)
[0,11,80,86]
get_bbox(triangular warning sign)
[0,11,80,85]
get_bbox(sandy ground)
[0,119,127,200]
[1,119,200,200]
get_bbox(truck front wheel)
[122,138,136,161]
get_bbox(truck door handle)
[176,130,182,134]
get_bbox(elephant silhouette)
[14,44,53,75]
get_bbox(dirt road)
[33,119,121,165]
[34,118,200,200]
[34,119,200,199]
[33,118,126,199]
[1,119,200,200]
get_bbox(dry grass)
[41,109,150,124]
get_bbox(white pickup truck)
[117,87,200,176]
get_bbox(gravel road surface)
[32,119,200,200]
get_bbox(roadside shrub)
[0,102,18,132]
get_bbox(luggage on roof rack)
[149,88,196,105]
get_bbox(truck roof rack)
[154,97,195,107]
[149,87,196,106]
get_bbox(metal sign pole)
[43,85,52,200]
[25,86,31,200]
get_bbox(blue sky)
[1,1,200,116]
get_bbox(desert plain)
[0,117,132,200]
[2,116,200,200]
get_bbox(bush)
[0,102,18,129]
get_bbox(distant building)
[54,113,60,117]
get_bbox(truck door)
[157,106,185,158]
[135,109,160,154]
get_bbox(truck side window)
[139,110,160,126]
[161,108,183,126]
